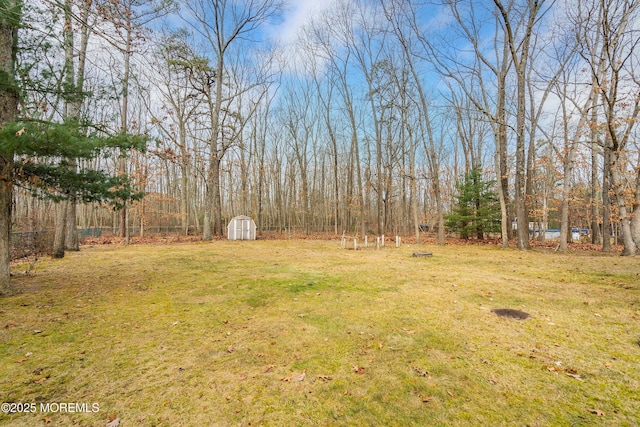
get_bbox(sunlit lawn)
[1,240,639,426]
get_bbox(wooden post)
[365,235,368,247]
[396,235,400,247]
[376,236,380,249]
[382,234,385,247]
[341,236,346,249]
[353,238,357,251]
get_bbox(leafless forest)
[9,0,640,255]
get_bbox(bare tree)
[181,0,281,240]
[146,31,207,235]
[574,0,640,255]
[307,5,366,237]
[382,0,450,244]
[493,0,550,250]
[420,0,514,247]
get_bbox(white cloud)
[263,0,338,75]
[269,0,335,45]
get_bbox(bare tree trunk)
[631,166,640,248]
[611,154,637,255]
[590,117,601,245]
[496,74,511,245]
[65,192,79,251]
[494,0,543,250]
[63,0,91,251]
[53,201,68,258]
[494,140,509,247]
[602,147,612,252]
[119,11,132,241]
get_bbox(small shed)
[227,215,257,240]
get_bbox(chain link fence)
[10,228,102,261]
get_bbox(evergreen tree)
[0,1,145,295]
[446,169,501,240]
[0,0,22,295]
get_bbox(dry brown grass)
[1,240,639,426]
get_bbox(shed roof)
[229,215,253,220]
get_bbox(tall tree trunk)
[53,201,68,258]
[602,147,612,252]
[513,64,530,249]
[62,0,90,251]
[65,192,79,251]
[631,166,640,248]
[494,0,541,250]
[119,11,132,241]
[495,139,509,248]
[0,0,19,294]
[590,117,601,245]
[611,153,637,255]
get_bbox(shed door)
[242,220,251,240]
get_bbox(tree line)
[2,0,640,291]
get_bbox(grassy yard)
[1,240,639,426]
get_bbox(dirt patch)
[492,308,530,320]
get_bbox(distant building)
[533,228,589,241]
[227,216,257,240]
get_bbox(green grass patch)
[1,240,639,426]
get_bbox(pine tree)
[446,169,501,240]
[0,1,145,294]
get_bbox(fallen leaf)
[105,417,120,427]
[43,417,52,424]
[587,408,605,416]
[352,366,366,374]
[447,390,455,398]
[16,357,27,363]
[280,376,291,382]
[566,373,583,381]
[34,377,47,384]
[422,396,432,403]
[238,374,247,380]
[294,371,306,382]
[264,365,275,373]
[227,345,235,353]
[16,127,26,137]
[317,375,331,382]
